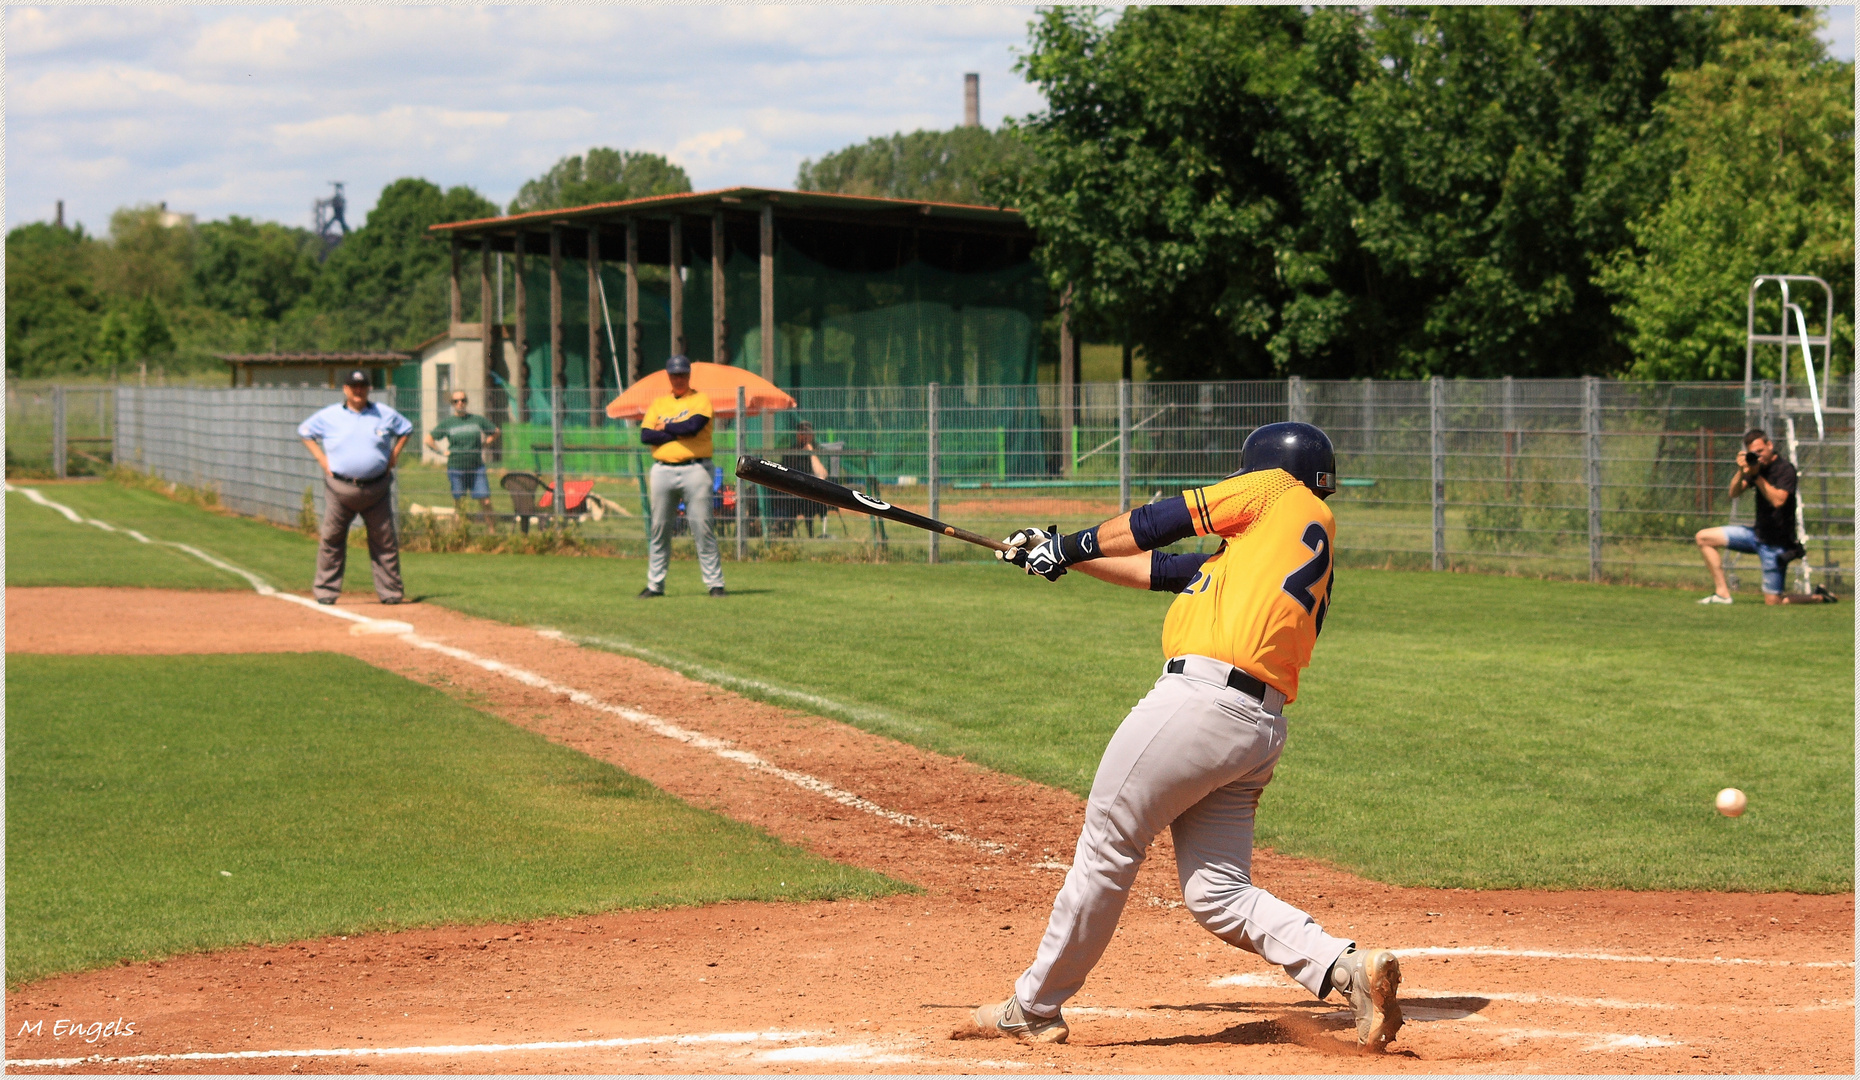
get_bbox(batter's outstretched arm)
[1075,549,1212,592]
[1001,497,1200,581]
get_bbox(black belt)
[330,471,387,485]
[656,457,711,465]
[1166,657,1268,700]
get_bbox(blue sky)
[6,4,1853,236]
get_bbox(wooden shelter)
[219,352,410,388]
[427,187,1062,425]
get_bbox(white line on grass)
[6,484,1008,856]
[6,1029,819,1069]
[535,628,916,732]
[1392,946,1853,968]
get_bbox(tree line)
[8,6,1849,383]
[5,154,690,379]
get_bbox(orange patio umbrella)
[604,362,796,421]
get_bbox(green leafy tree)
[192,217,322,322]
[94,204,196,307]
[6,222,102,376]
[508,148,691,213]
[1599,9,1853,381]
[795,126,1033,204]
[310,178,500,350]
[1010,5,1724,379]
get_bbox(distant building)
[156,201,195,229]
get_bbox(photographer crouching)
[1694,429,1836,605]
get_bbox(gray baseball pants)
[1015,657,1352,1015]
[314,474,403,603]
[647,460,724,592]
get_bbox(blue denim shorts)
[448,467,490,500]
[1722,524,1790,594]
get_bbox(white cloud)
[6,4,1044,231]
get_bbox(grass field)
[5,652,903,986]
[9,481,1854,893]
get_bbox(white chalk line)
[7,485,1009,858]
[6,1028,821,1069]
[543,628,915,732]
[1393,945,1853,968]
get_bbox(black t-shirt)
[1751,456,1800,548]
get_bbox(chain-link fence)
[8,385,117,477]
[41,379,1856,591]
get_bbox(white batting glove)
[995,525,1067,580]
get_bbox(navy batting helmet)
[1234,422,1337,498]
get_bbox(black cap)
[342,368,371,386]
[664,354,692,376]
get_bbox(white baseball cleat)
[1697,593,1733,604]
[970,994,1069,1043]
[1330,947,1402,1048]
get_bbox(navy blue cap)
[665,354,692,376]
[342,368,371,386]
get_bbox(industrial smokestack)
[964,73,980,128]
[55,200,63,229]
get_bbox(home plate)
[350,620,414,636]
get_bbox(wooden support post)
[587,226,603,423]
[513,233,528,423]
[625,218,641,385]
[1059,283,1076,477]
[669,217,686,356]
[760,203,776,448]
[449,235,463,325]
[550,225,566,521]
[711,212,728,364]
[480,240,497,425]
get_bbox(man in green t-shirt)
[424,391,499,520]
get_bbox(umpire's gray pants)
[1016,659,1351,1015]
[647,460,724,591]
[314,474,403,602]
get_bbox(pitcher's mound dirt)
[6,587,1852,1074]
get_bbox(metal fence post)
[1760,379,1775,439]
[1118,378,1132,513]
[550,384,565,523]
[1287,375,1305,424]
[1430,375,1445,570]
[927,382,940,565]
[1363,378,1376,454]
[1585,376,1603,583]
[51,385,67,478]
[735,385,747,560]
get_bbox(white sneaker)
[1697,593,1733,605]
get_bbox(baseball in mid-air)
[1715,787,1747,817]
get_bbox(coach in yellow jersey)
[638,355,726,598]
[970,422,1403,1050]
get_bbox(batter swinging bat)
[734,457,1010,552]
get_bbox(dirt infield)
[6,586,1853,1074]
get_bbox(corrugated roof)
[429,185,1027,237]
[217,353,410,364]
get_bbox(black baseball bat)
[734,457,1010,552]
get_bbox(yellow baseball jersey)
[641,390,714,463]
[1160,470,1335,702]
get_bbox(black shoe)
[637,588,664,599]
[381,597,401,606]
[709,586,727,597]
[1813,584,1839,603]
[316,597,337,606]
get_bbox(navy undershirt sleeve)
[639,427,675,446]
[1150,551,1210,593]
[661,414,711,437]
[1129,495,1196,551]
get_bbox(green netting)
[513,223,1044,414]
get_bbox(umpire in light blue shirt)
[298,369,414,605]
